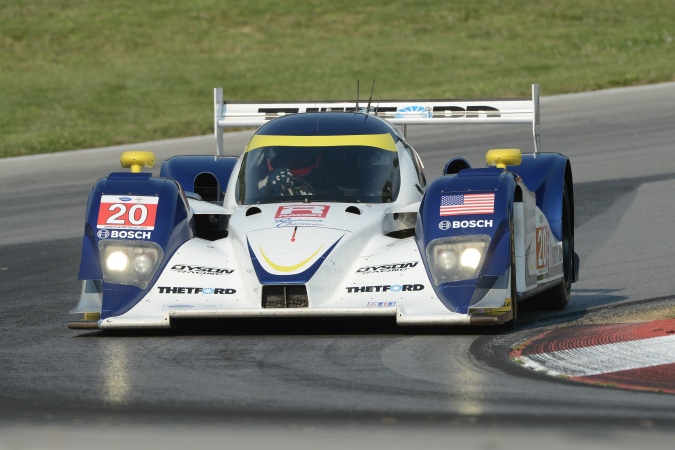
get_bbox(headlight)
[106,251,129,272]
[132,253,153,274]
[99,240,164,288]
[460,247,482,269]
[426,235,490,285]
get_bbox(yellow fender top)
[486,149,522,169]
[120,151,156,173]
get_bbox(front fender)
[77,172,192,320]
[416,168,516,313]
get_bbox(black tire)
[540,182,573,310]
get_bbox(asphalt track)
[1,83,675,449]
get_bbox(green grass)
[1,0,674,157]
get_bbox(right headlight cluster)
[426,235,490,285]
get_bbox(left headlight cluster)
[426,235,490,285]
[99,240,164,289]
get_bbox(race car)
[69,84,579,330]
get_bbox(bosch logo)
[98,230,152,240]
[453,220,493,229]
[439,220,493,230]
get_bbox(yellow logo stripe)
[258,244,325,272]
[246,134,397,152]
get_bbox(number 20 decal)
[106,204,149,225]
[97,195,159,230]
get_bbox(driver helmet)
[266,147,321,177]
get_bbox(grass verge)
[1,0,674,157]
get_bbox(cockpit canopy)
[235,113,402,205]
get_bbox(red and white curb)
[510,319,675,394]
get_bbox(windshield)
[235,145,400,204]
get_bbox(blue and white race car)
[70,85,578,330]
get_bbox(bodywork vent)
[262,285,309,308]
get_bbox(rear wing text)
[214,84,541,156]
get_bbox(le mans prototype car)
[70,84,579,330]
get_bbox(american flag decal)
[440,193,495,216]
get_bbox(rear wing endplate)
[214,84,541,156]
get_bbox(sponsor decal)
[170,265,234,275]
[97,229,152,240]
[97,195,159,230]
[438,219,493,230]
[440,193,495,216]
[157,286,236,294]
[536,226,548,271]
[367,302,397,308]
[258,107,390,119]
[346,284,424,293]
[550,242,563,267]
[395,105,432,119]
[525,206,536,235]
[357,262,418,273]
[274,218,326,228]
[432,105,501,118]
[275,205,330,219]
[256,105,501,120]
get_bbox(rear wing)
[214,84,540,156]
